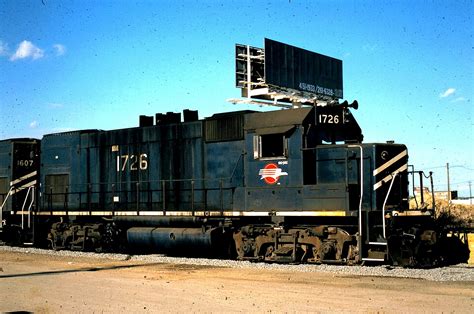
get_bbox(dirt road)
[1,251,473,313]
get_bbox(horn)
[340,100,348,107]
[349,100,359,110]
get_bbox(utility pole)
[446,162,451,203]
[469,181,472,205]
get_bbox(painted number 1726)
[116,154,148,172]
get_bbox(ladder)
[361,171,401,262]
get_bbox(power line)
[432,181,472,187]
[423,165,474,171]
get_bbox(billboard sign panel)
[264,38,343,99]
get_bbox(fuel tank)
[126,227,221,255]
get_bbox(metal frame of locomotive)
[0,39,438,266]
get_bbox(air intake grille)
[205,115,244,142]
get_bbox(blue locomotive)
[0,39,439,266]
[0,105,437,266]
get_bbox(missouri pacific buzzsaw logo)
[259,163,288,185]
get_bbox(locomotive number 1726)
[116,154,148,172]
[317,114,340,124]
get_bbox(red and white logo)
[259,163,288,185]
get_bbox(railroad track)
[1,245,472,282]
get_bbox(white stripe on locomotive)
[373,164,408,190]
[372,150,407,176]
[10,171,38,186]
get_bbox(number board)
[315,107,345,126]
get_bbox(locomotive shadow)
[0,262,163,279]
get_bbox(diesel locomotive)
[0,105,438,266]
[0,39,439,266]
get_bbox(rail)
[382,171,401,239]
[0,187,14,212]
[347,145,364,242]
[20,186,35,229]
[408,167,435,212]
[41,177,237,214]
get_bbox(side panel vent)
[205,115,244,142]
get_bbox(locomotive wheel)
[233,225,356,264]
[388,228,438,268]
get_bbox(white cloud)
[439,88,455,98]
[29,120,39,129]
[53,43,66,56]
[10,40,44,61]
[451,97,466,103]
[0,40,9,56]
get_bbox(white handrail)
[27,187,35,228]
[21,186,33,230]
[0,187,14,212]
[382,171,400,239]
[21,186,35,230]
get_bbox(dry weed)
[410,195,474,227]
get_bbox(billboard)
[264,38,343,99]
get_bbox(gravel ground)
[1,245,472,282]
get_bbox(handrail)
[27,187,35,228]
[382,172,400,239]
[50,177,235,187]
[42,179,236,212]
[0,187,14,212]
[408,165,419,209]
[407,169,435,212]
[1,186,35,230]
[429,171,435,214]
[348,145,364,258]
[21,186,34,230]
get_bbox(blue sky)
[0,0,472,196]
